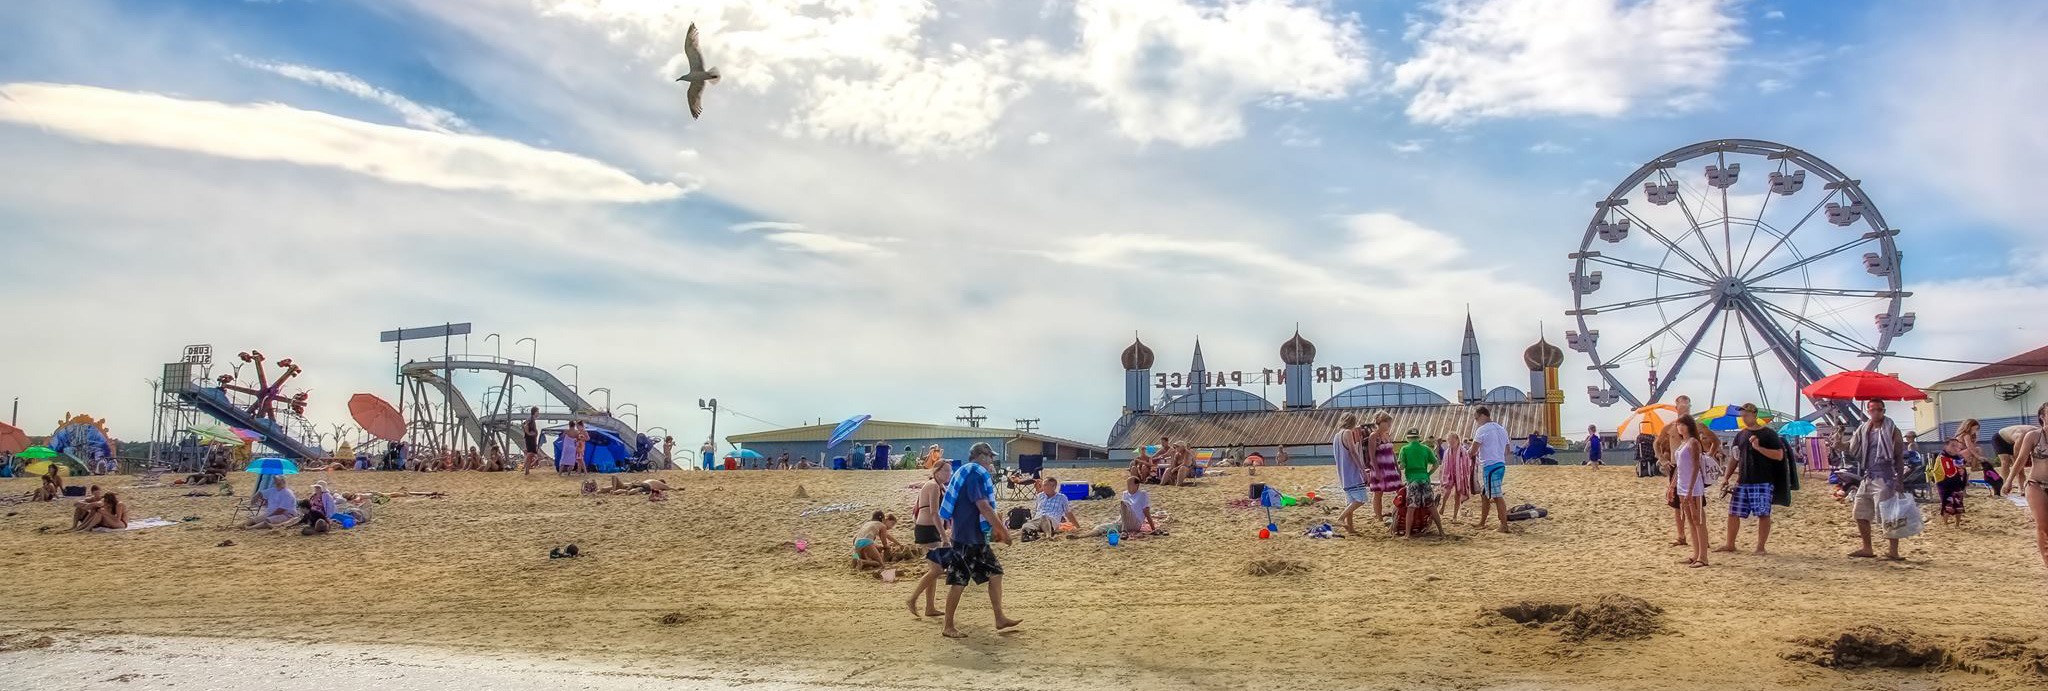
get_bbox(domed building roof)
[1121,336,1155,370]
[1523,337,1564,370]
[1280,329,1316,366]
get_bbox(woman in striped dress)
[1368,413,1402,521]
[1439,432,1475,520]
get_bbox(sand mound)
[1486,594,1663,641]
[1245,558,1309,577]
[1784,626,1962,670]
[793,485,809,499]
[0,634,55,652]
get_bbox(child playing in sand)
[853,511,900,569]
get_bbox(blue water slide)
[177,387,325,460]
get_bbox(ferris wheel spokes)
[1609,203,1725,279]
[1580,252,1716,287]
[1745,228,1896,284]
[1657,169,1733,277]
[1749,298,1883,355]
[1575,289,1714,315]
[1649,300,1730,403]
[1599,298,1719,366]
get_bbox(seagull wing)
[687,80,705,119]
[684,23,705,73]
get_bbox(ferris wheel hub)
[1717,277,1746,297]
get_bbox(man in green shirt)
[1397,428,1440,537]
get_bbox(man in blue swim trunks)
[1472,407,1512,534]
[938,443,1020,639]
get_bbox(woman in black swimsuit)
[520,407,542,475]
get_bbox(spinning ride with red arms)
[217,350,310,423]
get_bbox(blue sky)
[2,0,2042,445]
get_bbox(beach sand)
[2,466,2044,690]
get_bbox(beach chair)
[1001,455,1045,501]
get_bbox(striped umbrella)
[244,457,300,475]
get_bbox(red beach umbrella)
[348,393,406,442]
[0,421,29,455]
[1801,370,1927,401]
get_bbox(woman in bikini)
[906,462,953,617]
[2016,402,2048,569]
[32,466,64,502]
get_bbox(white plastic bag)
[1878,493,1923,539]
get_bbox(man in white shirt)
[242,476,300,529]
[1472,407,1512,533]
[1025,477,1079,536]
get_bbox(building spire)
[1461,309,1483,404]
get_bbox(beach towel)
[120,517,180,531]
[940,461,995,535]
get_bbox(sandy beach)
[3,465,2044,690]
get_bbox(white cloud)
[1342,212,1468,268]
[730,221,894,257]
[1764,9,1784,20]
[231,55,471,133]
[1389,138,1429,153]
[1756,78,1787,93]
[1394,0,1745,124]
[547,0,1030,155]
[1528,140,1571,154]
[1027,131,1053,145]
[1277,121,1322,147]
[0,82,685,203]
[1054,0,1372,146]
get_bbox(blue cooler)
[831,457,847,470]
[1059,482,1090,501]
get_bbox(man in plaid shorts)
[1718,403,1787,554]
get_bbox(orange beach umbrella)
[348,394,405,442]
[0,421,28,455]
[1616,403,1680,439]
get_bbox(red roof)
[1935,343,2048,385]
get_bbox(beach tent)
[552,427,628,473]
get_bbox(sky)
[1,0,2044,447]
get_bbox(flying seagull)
[673,23,720,119]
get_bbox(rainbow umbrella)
[1695,405,1779,432]
[230,428,266,443]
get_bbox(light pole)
[616,403,639,430]
[698,398,720,459]
[483,333,502,362]
[557,364,579,393]
[516,337,537,367]
[589,387,612,412]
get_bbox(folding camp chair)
[1001,455,1045,501]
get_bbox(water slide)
[399,359,636,449]
[399,368,489,451]
[176,387,325,460]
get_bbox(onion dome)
[1280,329,1316,366]
[1121,336,1155,370]
[1523,337,1565,370]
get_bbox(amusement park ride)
[1568,139,1915,425]
[217,351,310,424]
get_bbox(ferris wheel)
[1567,139,1914,416]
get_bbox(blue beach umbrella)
[825,415,871,451]
[245,457,300,475]
[1778,420,1817,438]
[725,448,764,459]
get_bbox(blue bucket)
[335,513,357,529]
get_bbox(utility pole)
[956,405,986,428]
[1014,418,1040,433]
